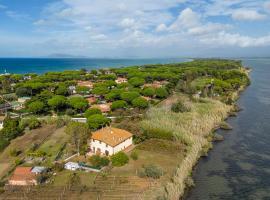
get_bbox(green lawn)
[38,127,69,162]
[51,170,97,187]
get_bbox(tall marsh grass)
[141,94,231,200]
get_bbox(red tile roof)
[9,167,36,182]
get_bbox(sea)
[0,58,188,74]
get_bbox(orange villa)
[90,127,133,156]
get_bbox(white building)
[64,162,81,171]
[115,77,128,84]
[90,127,133,156]
[31,166,47,174]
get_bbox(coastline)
[162,69,251,200]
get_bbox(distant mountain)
[47,53,89,58]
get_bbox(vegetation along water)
[185,58,270,200]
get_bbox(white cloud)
[3,0,270,57]
[232,9,267,21]
[169,8,200,30]
[156,24,168,32]
[119,18,136,28]
[187,23,231,36]
[200,32,270,47]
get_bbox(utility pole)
[77,139,80,156]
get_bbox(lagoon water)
[185,58,270,200]
[0,58,187,74]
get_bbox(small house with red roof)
[8,167,37,186]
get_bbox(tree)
[65,121,90,153]
[111,152,129,167]
[120,91,140,103]
[55,85,68,96]
[142,87,155,97]
[48,95,67,112]
[92,86,110,96]
[68,97,88,112]
[155,88,169,99]
[128,77,145,87]
[105,92,119,101]
[87,114,111,130]
[132,97,148,109]
[27,100,45,114]
[1,118,22,141]
[15,87,32,97]
[111,100,128,110]
[76,86,90,95]
[85,108,102,118]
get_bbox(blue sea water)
[0,58,188,74]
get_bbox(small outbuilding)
[64,162,81,171]
[31,166,47,174]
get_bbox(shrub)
[137,168,146,178]
[132,97,148,109]
[111,100,128,110]
[14,158,23,166]
[171,101,191,113]
[89,155,110,168]
[130,151,138,160]
[28,117,41,129]
[143,128,175,140]
[139,164,163,179]
[111,152,129,167]
[66,108,76,116]
[53,162,65,172]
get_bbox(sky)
[0,0,270,58]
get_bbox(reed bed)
[141,94,232,200]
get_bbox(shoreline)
[160,69,251,200]
[175,69,251,200]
